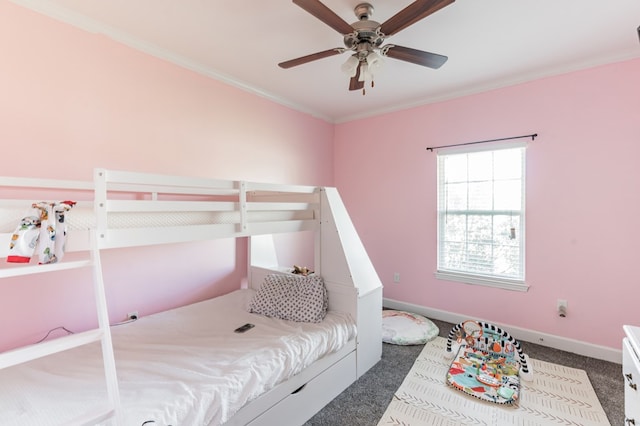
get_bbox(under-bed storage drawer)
[246,350,357,426]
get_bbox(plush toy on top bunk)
[444,320,533,405]
[6,201,76,264]
[292,264,314,276]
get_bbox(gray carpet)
[305,319,623,426]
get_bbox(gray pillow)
[249,274,328,323]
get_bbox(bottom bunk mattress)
[0,289,357,425]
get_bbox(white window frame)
[435,141,528,292]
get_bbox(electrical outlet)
[393,272,400,283]
[557,299,567,317]
[127,311,139,321]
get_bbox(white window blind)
[436,144,527,291]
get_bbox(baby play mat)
[382,310,439,345]
[444,320,527,405]
[447,345,521,404]
[377,337,610,426]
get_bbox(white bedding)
[0,289,357,425]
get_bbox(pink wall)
[2,0,638,353]
[0,2,332,350]
[334,57,640,350]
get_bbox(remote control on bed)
[234,323,255,333]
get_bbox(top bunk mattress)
[0,289,357,426]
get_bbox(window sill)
[435,271,529,292]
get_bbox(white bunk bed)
[0,169,383,426]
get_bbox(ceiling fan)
[278,0,455,94]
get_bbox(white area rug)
[377,337,611,426]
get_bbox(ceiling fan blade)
[292,0,354,35]
[278,48,343,69]
[349,63,365,91]
[380,0,454,36]
[384,45,448,69]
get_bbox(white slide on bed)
[0,169,383,425]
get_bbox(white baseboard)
[383,298,622,364]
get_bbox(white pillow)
[248,274,328,323]
[382,310,439,345]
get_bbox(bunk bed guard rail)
[93,169,322,249]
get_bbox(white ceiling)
[14,0,640,122]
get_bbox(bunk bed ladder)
[0,233,121,424]
[0,232,121,425]
[0,175,121,425]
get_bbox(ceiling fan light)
[358,62,374,83]
[341,55,360,77]
[366,51,383,72]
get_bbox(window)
[436,143,527,291]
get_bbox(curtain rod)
[426,133,538,152]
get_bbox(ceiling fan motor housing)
[344,21,384,48]
[344,2,384,53]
